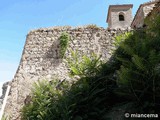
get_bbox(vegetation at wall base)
[21,80,71,120]
[21,15,160,120]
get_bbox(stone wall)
[4,25,128,119]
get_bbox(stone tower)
[106,4,133,29]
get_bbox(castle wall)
[4,26,127,119]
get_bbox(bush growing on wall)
[59,32,70,58]
[67,50,102,78]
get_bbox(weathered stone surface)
[4,26,128,119]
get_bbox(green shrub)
[21,80,71,120]
[67,50,102,78]
[114,32,132,47]
[86,24,100,30]
[114,15,160,113]
[66,52,113,119]
[59,32,70,58]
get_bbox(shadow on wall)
[43,37,62,68]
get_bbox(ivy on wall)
[59,32,70,58]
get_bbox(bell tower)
[106,4,133,29]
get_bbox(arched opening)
[119,14,125,21]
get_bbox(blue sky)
[0,0,149,83]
